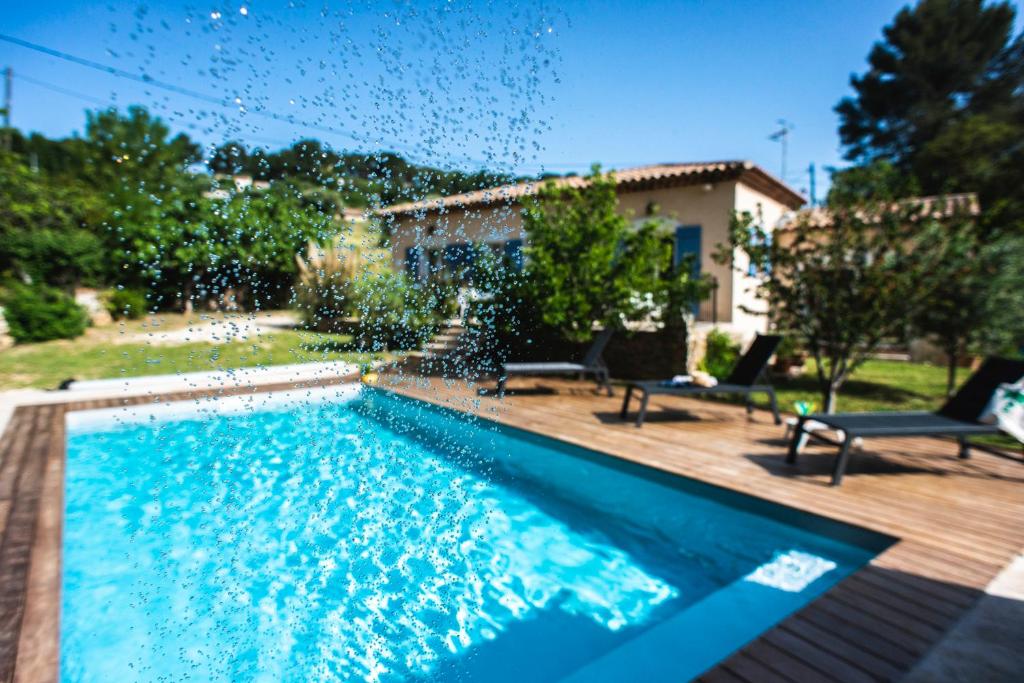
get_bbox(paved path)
[126,310,299,345]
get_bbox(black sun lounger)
[787,356,1024,486]
[497,328,614,398]
[620,334,783,427]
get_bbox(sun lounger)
[786,356,1024,485]
[497,328,614,398]
[620,334,782,427]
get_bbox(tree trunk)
[182,280,194,315]
[823,386,839,414]
[945,341,959,398]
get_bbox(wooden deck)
[1,374,1022,682]
[387,375,1024,682]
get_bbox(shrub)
[351,272,440,351]
[3,284,89,343]
[104,288,148,320]
[294,267,356,333]
[699,327,740,379]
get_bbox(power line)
[0,33,499,169]
[14,72,110,107]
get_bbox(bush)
[3,284,89,343]
[699,327,740,379]
[104,288,148,320]
[351,272,440,351]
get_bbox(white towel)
[992,381,1024,443]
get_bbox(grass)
[0,313,390,390]
[762,359,969,414]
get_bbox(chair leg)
[958,436,971,459]
[635,392,650,428]
[619,385,634,420]
[496,375,507,399]
[786,416,806,464]
[767,389,782,425]
[831,437,855,486]
[600,370,614,397]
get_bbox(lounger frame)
[496,329,614,398]
[620,334,783,427]
[620,376,781,427]
[786,412,1001,486]
[786,357,1024,486]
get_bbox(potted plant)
[359,361,379,385]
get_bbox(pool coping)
[0,375,1021,682]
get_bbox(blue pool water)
[63,386,891,682]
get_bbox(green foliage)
[3,284,89,343]
[910,221,1024,394]
[104,288,148,320]
[699,328,740,379]
[520,166,705,343]
[0,152,104,288]
[207,140,518,207]
[724,202,953,412]
[836,0,1024,231]
[827,160,919,205]
[351,272,441,351]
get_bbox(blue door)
[443,243,473,282]
[674,225,702,314]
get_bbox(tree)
[726,202,951,413]
[521,167,705,343]
[911,220,1024,395]
[208,140,251,175]
[83,106,200,192]
[836,0,1024,229]
[0,151,104,289]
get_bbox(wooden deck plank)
[0,373,1020,682]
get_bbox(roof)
[782,193,980,230]
[378,160,806,217]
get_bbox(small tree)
[725,202,949,413]
[912,221,1024,395]
[521,166,703,343]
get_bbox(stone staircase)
[421,322,466,362]
[398,321,473,378]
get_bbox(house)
[378,161,805,339]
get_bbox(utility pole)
[2,67,11,151]
[768,119,793,180]
[808,162,817,206]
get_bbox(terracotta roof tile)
[781,193,980,230]
[378,160,804,216]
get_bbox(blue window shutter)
[674,225,701,279]
[504,239,524,270]
[404,246,423,280]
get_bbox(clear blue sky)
[0,0,977,198]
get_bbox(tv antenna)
[768,119,794,180]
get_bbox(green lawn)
[0,325,388,390]
[758,359,969,415]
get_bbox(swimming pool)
[63,385,891,682]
